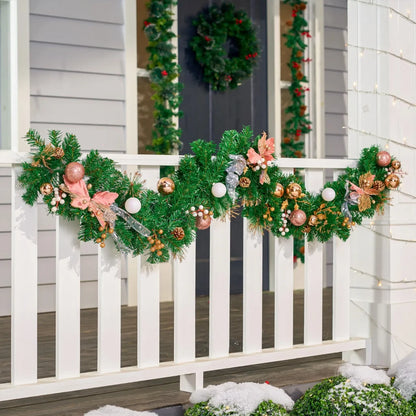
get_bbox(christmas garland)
[144,0,183,154]
[281,0,312,159]
[190,3,260,91]
[18,128,402,264]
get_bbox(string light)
[347,87,416,108]
[348,44,416,66]
[350,0,415,25]
[348,127,416,151]
[351,301,416,354]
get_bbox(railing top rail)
[0,150,356,170]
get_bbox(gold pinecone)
[373,180,385,192]
[53,147,65,159]
[172,227,185,241]
[239,177,251,188]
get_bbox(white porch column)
[347,1,416,367]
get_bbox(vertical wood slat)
[273,237,294,349]
[209,218,230,358]
[11,168,38,384]
[243,218,263,353]
[173,241,196,363]
[56,217,80,379]
[304,169,324,345]
[97,239,121,373]
[333,237,350,341]
[333,170,350,341]
[271,167,294,349]
[137,166,160,367]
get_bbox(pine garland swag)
[281,0,312,159]
[190,3,260,91]
[144,0,183,154]
[19,128,402,264]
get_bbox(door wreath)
[190,3,260,91]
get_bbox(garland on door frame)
[190,3,260,91]
[144,0,183,154]
[18,128,402,264]
[281,0,312,159]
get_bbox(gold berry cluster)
[262,204,275,222]
[96,225,114,248]
[148,229,165,256]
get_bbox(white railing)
[0,151,367,401]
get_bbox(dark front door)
[178,0,268,295]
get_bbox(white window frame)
[267,0,325,159]
[0,0,30,152]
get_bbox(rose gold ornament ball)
[64,162,85,183]
[376,151,391,167]
[196,215,212,230]
[273,183,285,197]
[157,177,175,195]
[289,209,307,226]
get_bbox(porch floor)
[0,289,343,415]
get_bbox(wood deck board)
[0,290,337,415]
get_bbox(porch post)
[346,0,416,366]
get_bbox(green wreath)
[190,3,260,91]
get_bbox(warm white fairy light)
[348,44,416,66]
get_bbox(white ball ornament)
[124,197,141,214]
[211,182,227,198]
[321,187,336,202]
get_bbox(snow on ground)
[84,405,157,416]
[388,351,416,400]
[338,363,390,389]
[190,381,294,415]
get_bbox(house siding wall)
[324,0,347,158]
[0,0,128,315]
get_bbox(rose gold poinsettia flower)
[247,132,275,165]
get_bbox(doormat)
[85,405,157,416]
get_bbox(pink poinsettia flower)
[247,132,275,165]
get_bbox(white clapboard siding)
[0,0,130,316]
[31,70,125,101]
[30,124,125,152]
[324,1,348,159]
[30,43,125,75]
[31,97,125,126]
[30,0,124,24]
[30,15,124,50]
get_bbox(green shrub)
[291,375,414,415]
[185,400,289,416]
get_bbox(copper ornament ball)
[157,177,175,195]
[308,214,318,226]
[376,151,391,167]
[391,160,401,170]
[273,183,285,197]
[40,182,53,195]
[289,209,307,226]
[64,162,85,183]
[286,182,303,199]
[196,215,211,230]
[384,173,400,189]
